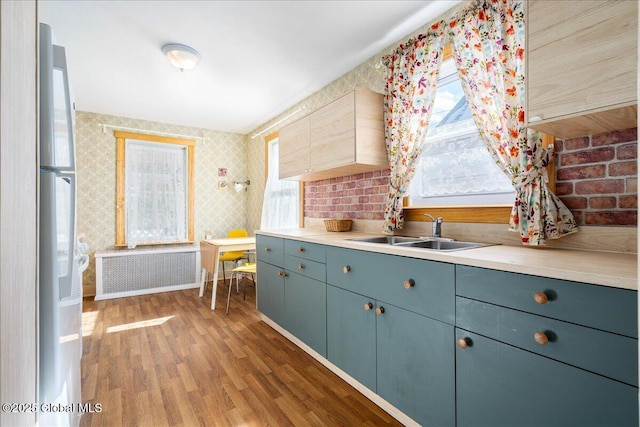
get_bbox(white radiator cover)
[95,246,200,300]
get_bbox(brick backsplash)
[304,169,391,220]
[303,128,637,227]
[556,128,637,226]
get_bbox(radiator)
[94,246,200,300]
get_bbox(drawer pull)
[403,279,415,289]
[264,247,271,252]
[534,331,549,345]
[298,263,305,270]
[364,302,373,311]
[375,306,385,315]
[297,247,305,253]
[534,292,548,305]
[343,265,351,274]
[457,337,471,349]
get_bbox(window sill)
[402,205,512,224]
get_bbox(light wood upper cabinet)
[526,0,637,138]
[279,88,388,181]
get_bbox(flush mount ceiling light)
[162,43,200,72]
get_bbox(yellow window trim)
[115,130,195,246]
[405,44,556,224]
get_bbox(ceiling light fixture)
[162,43,200,72]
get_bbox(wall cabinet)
[526,0,637,138]
[279,88,387,181]
[456,265,638,427]
[326,246,455,427]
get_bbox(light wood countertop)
[256,228,638,291]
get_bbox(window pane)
[125,140,187,244]
[410,59,514,206]
[261,138,299,230]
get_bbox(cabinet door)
[326,285,376,391]
[279,115,310,179]
[284,271,327,356]
[310,91,355,171]
[256,261,285,326]
[456,329,639,427]
[376,303,455,427]
[526,0,637,136]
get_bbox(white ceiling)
[39,0,463,135]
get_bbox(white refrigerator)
[39,22,88,427]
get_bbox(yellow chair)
[218,228,249,286]
[226,262,256,314]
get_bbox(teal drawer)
[256,235,284,267]
[457,297,638,386]
[327,246,455,324]
[456,265,637,338]
[284,255,326,283]
[284,239,326,263]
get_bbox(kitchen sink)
[394,239,493,251]
[346,236,493,251]
[346,236,425,245]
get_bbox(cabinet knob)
[534,331,549,345]
[277,271,288,278]
[343,265,351,274]
[297,247,304,253]
[364,302,373,311]
[375,306,385,315]
[264,247,271,252]
[298,263,305,270]
[534,292,548,305]
[457,337,471,349]
[403,279,415,289]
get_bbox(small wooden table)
[199,237,256,310]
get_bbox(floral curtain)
[382,22,448,233]
[447,0,577,245]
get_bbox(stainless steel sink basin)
[395,239,493,251]
[346,236,425,245]
[346,235,493,251]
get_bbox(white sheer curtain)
[261,138,300,230]
[125,140,187,244]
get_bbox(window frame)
[264,131,304,228]
[403,44,555,224]
[115,130,195,246]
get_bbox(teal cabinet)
[256,235,327,357]
[456,265,639,427]
[456,330,638,427]
[256,260,285,326]
[284,270,326,356]
[326,246,455,426]
[377,302,455,427]
[326,285,377,391]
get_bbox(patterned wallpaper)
[76,111,248,295]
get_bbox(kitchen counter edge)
[255,229,637,291]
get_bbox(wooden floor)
[80,279,402,426]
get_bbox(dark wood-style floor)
[80,278,402,426]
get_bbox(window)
[408,50,515,207]
[115,131,195,246]
[261,133,301,229]
[404,45,554,224]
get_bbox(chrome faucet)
[424,214,443,238]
